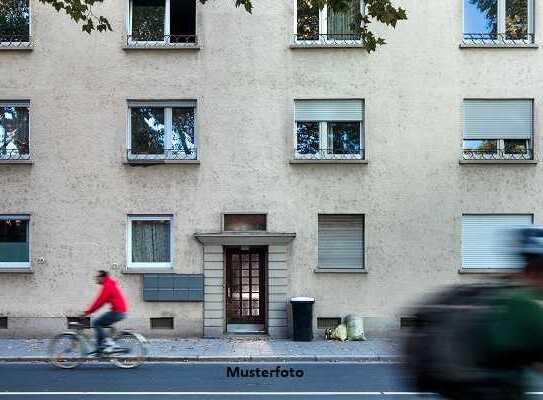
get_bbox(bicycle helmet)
[516,226,543,256]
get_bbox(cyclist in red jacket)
[84,270,128,353]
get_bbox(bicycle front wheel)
[48,333,84,369]
[110,332,146,369]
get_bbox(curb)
[0,355,402,363]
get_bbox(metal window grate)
[0,317,7,329]
[400,317,419,328]
[150,317,174,330]
[317,317,342,329]
[67,317,90,329]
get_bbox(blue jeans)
[92,311,126,350]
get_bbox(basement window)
[150,317,174,329]
[128,0,197,45]
[317,317,342,329]
[0,317,7,329]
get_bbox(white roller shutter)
[318,214,364,269]
[295,100,364,121]
[464,100,533,140]
[462,214,533,269]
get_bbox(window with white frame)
[318,214,364,269]
[0,0,30,45]
[0,215,30,268]
[294,99,364,160]
[296,0,361,42]
[462,214,533,269]
[0,101,30,160]
[463,0,534,44]
[128,0,196,44]
[128,101,197,161]
[463,99,533,160]
[127,215,173,269]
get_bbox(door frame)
[224,245,268,332]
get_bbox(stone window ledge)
[0,44,33,51]
[0,159,33,165]
[289,43,365,49]
[290,159,368,164]
[314,268,368,274]
[124,159,200,166]
[0,268,33,273]
[123,44,200,51]
[459,159,537,165]
[460,43,538,49]
[123,268,175,275]
[458,268,520,274]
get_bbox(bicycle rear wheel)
[110,332,146,369]
[48,333,84,369]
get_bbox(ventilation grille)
[67,317,91,329]
[0,317,7,329]
[317,317,342,329]
[151,317,174,330]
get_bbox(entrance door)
[225,247,266,330]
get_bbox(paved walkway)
[0,337,402,362]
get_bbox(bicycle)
[47,319,148,369]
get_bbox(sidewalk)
[0,337,402,362]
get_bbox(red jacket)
[85,276,128,315]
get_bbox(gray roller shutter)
[295,100,364,121]
[464,100,533,140]
[462,214,533,269]
[318,214,364,269]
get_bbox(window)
[463,0,534,44]
[128,101,197,161]
[463,99,533,160]
[0,0,30,46]
[318,214,364,269]
[462,214,533,269]
[150,317,174,329]
[0,102,30,161]
[127,215,173,269]
[223,214,267,232]
[294,100,364,160]
[0,215,30,268]
[128,0,196,45]
[295,0,361,44]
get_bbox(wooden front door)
[225,247,266,325]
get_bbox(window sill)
[124,159,200,166]
[0,44,33,51]
[0,267,33,273]
[459,159,537,165]
[458,268,520,275]
[290,43,365,49]
[290,159,368,164]
[314,268,367,274]
[0,159,33,165]
[459,43,538,49]
[123,268,175,275]
[123,43,200,51]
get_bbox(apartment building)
[0,0,539,338]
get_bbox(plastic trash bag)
[328,323,348,341]
[344,314,367,341]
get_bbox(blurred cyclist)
[405,226,543,399]
[83,270,128,354]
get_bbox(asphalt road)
[0,362,543,400]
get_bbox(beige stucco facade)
[0,0,541,338]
